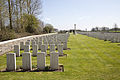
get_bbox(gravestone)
[32,40,36,48]
[32,44,38,56]
[63,42,67,50]
[24,45,30,52]
[22,52,32,71]
[50,52,59,70]
[39,37,42,42]
[6,53,16,71]
[20,42,24,50]
[58,44,63,55]
[50,44,55,53]
[38,41,42,50]
[35,39,39,45]
[14,45,20,57]
[56,41,61,49]
[25,41,30,46]
[41,44,47,55]
[44,41,48,50]
[37,52,46,70]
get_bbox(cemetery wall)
[0,33,57,55]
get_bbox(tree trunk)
[8,0,12,29]
[0,9,2,30]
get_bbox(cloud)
[78,16,92,20]
[43,17,52,24]
[46,18,51,21]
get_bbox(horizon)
[41,0,120,30]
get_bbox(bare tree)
[8,0,13,29]
[0,0,7,30]
[26,0,42,15]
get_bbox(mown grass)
[0,34,120,80]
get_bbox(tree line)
[0,0,55,41]
[0,0,44,33]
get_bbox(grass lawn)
[0,34,120,80]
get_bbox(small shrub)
[0,29,16,41]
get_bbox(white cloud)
[45,18,51,21]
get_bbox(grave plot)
[78,32,120,43]
[1,34,120,80]
[1,33,70,72]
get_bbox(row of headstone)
[6,51,58,71]
[7,33,70,71]
[14,33,69,57]
[14,43,64,57]
[78,32,120,43]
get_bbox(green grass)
[1,34,120,80]
[109,30,120,33]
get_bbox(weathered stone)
[50,52,59,70]
[38,41,42,50]
[37,52,46,70]
[39,37,42,42]
[14,45,20,57]
[44,41,48,49]
[56,41,61,49]
[41,44,47,54]
[50,44,55,53]
[25,41,30,46]
[6,53,16,71]
[63,42,67,50]
[58,44,63,55]
[35,39,39,44]
[20,42,24,50]
[22,52,32,71]
[24,45,30,52]
[32,40,36,48]
[32,44,38,56]
[27,40,30,42]
[0,33,58,56]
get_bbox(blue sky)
[41,0,120,30]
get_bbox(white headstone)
[22,52,32,71]
[44,41,48,50]
[14,45,20,57]
[20,42,24,50]
[50,44,55,53]
[25,41,30,46]
[24,45,30,53]
[63,42,67,50]
[58,44,63,55]
[32,44,38,56]
[32,40,36,48]
[37,52,46,70]
[50,52,59,70]
[41,44,47,55]
[6,53,16,71]
[38,41,42,50]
